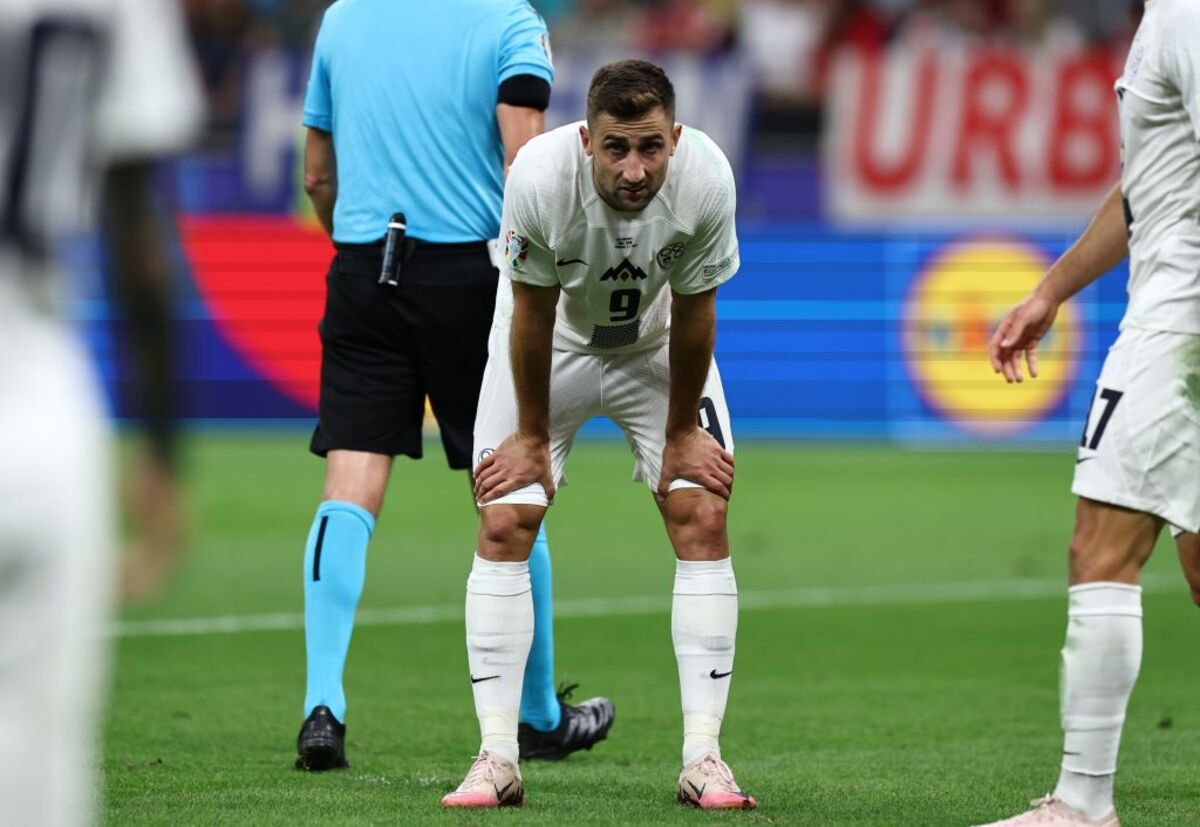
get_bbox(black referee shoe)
[295,705,349,771]
[518,684,615,761]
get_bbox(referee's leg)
[296,248,419,770]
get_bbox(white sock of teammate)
[672,557,738,767]
[465,554,533,766]
[1052,583,1143,820]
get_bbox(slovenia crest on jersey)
[505,230,529,269]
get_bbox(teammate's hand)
[988,289,1060,384]
[474,432,556,504]
[658,427,735,501]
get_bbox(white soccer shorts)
[473,324,734,508]
[1072,326,1200,534]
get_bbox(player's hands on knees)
[657,427,735,502]
[988,290,1059,384]
[473,432,556,504]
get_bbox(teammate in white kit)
[981,2,1200,824]
[441,60,756,810]
[0,1,202,824]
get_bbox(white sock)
[672,557,738,767]
[465,555,533,766]
[1052,583,1142,820]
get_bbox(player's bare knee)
[477,504,542,562]
[689,496,728,538]
[663,491,728,559]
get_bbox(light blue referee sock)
[303,500,374,722]
[520,523,562,731]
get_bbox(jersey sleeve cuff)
[303,112,332,132]
[504,268,559,287]
[671,252,740,294]
[498,61,554,86]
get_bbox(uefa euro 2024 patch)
[505,230,529,269]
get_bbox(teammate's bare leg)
[1175,531,1200,606]
[975,499,1159,826]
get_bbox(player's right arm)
[303,128,337,237]
[473,157,561,504]
[989,184,1128,383]
[302,9,336,236]
[474,281,560,504]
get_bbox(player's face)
[581,107,682,213]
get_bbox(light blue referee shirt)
[303,0,554,244]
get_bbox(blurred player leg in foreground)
[108,169,186,602]
[0,286,115,827]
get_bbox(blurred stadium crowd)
[186,0,1144,149]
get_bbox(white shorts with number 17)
[472,324,734,508]
[1072,326,1200,534]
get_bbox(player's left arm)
[303,127,337,237]
[496,2,554,172]
[497,103,545,173]
[659,286,735,501]
[659,163,738,501]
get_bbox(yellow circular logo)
[903,238,1080,436]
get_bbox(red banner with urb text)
[823,45,1125,224]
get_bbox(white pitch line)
[110,574,1181,639]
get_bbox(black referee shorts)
[309,240,498,469]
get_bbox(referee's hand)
[474,432,556,504]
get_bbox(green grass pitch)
[105,434,1200,825]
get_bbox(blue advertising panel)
[75,221,1127,444]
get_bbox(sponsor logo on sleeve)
[655,242,686,269]
[505,230,529,269]
[540,33,553,67]
[701,255,734,281]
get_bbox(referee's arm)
[497,74,551,173]
[304,127,336,236]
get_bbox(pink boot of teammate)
[973,795,1119,826]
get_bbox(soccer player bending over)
[979,2,1200,824]
[440,60,756,810]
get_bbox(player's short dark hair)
[586,60,675,124]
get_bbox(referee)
[295,0,614,770]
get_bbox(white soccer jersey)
[495,121,739,353]
[0,0,204,290]
[1115,0,1200,334]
